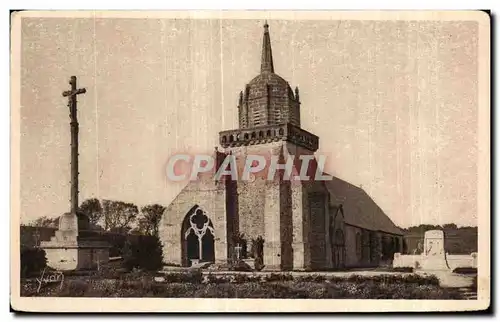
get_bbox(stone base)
[421,257,450,271]
[41,238,110,271]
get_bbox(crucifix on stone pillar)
[62,76,86,214]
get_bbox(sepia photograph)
[10,10,490,312]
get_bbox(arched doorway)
[181,206,215,267]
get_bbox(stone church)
[159,22,403,271]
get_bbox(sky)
[18,15,479,228]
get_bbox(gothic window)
[183,206,215,265]
[221,136,227,143]
[279,128,284,136]
[244,133,249,140]
[251,132,256,139]
[259,131,264,138]
[229,135,234,143]
[266,130,271,137]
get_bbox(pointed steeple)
[260,20,274,73]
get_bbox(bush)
[229,260,253,272]
[233,274,261,284]
[452,267,477,275]
[20,246,47,277]
[329,274,439,286]
[163,270,203,284]
[24,273,461,299]
[121,235,163,271]
[206,274,231,284]
[58,280,88,297]
[297,274,326,283]
[265,273,293,282]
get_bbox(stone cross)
[235,243,242,260]
[62,76,86,214]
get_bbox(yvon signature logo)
[36,267,64,293]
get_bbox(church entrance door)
[182,206,215,267]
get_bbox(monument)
[40,76,109,271]
[393,229,477,271]
[421,230,450,270]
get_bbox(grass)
[21,272,462,299]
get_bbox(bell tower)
[221,22,317,152]
[217,22,330,271]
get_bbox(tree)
[442,223,458,230]
[30,216,59,228]
[102,200,138,233]
[121,235,163,271]
[79,198,103,229]
[138,204,166,236]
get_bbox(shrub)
[121,235,163,271]
[163,270,203,284]
[206,274,231,284]
[233,274,261,284]
[264,273,293,282]
[229,260,253,272]
[297,274,326,283]
[342,274,439,286]
[58,280,89,297]
[452,267,477,275]
[20,246,47,277]
[25,275,461,299]
[121,239,138,271]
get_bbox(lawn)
[21,271,464,299]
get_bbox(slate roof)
[324,175,404,236]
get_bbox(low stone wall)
[446,254,477,270]
[393,254,423,268]
[393,252,477,270]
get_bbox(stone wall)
[344,225,403,268]
[308,191,327,269]
[393,253,478,269]
[392,254,423,268]
[159,174,228,266]
[228,142,283,243]
[446,254,477,269]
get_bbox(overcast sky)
[19,15,479,228]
